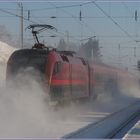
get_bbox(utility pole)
[66,30,69,50]
[18,3,23,48]
[134,46,136,57]
[118,44,121,67]
[135,10,138,38]
[21,3,23,49]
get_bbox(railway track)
[64,100,140,138]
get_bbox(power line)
[0,7,80,42]
[0,8,36,24]
[20,3,83,42]
[5,33,140,38]
[28,2,92,11]
[26,16,135,19]
[0,6,138,40]
[29,13,81,42]
[91,1,139,45]
[48,2,97,40]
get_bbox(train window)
[7,49,47,76]
[61,55,69,62]
[27,56,46,73]
[53,62,62,75]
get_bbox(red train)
[6,44,138,103]
[6,25,138,104]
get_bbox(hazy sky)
[0,0,140,73]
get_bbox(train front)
[6,48,49,91]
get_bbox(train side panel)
[47,52,89,101]
[89,63,119,97]
[70,58,89,99]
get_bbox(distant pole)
[134,47,136,57]
[79,5,83,44]
[79,5,82,21]
[66,30,69,44]
[66,30,69,50]
[21,3,23,48]
[135,10,138,38]
[18,3,23,48]
[118,44,121,67]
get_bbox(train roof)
[9,48,48,57]
[8,48,135,76]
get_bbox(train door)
[49,60,72,101]
[61,62,71,100]
[49,61,63,101]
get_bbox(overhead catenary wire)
[2,2,137,42]
[0,8,36,24]
[48,2,97,40]
[1,2,139,67]
[1,2,139,47]
[20,3,82,42]
[24,16,137,19]
[0,7,80,42]
[91,1,140,45]
[29,12,81,42]
[27,2,92,11]
[0,6,139,45]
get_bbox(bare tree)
[78,39,101,63]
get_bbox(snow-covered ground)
[0,41,16,64]
[0,41,16,87]
[0,41,139,138]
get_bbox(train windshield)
[7,49,47,77]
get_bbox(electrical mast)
[18,3,23,48]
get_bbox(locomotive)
[6,24,137,104]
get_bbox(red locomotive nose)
[6,48,48,86]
